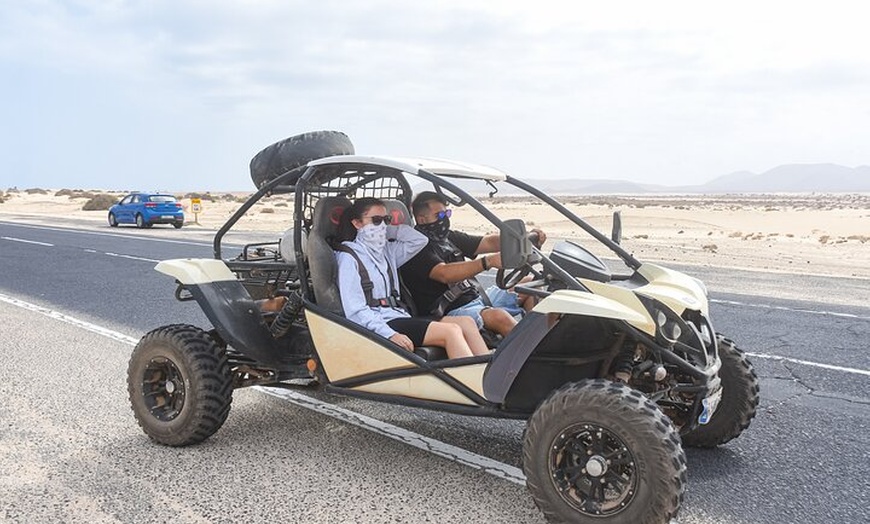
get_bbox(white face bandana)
[356,222,387,252]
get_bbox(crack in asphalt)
[764,362,870,410]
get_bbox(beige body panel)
[636,264,709,316]
[307,310,488,405]
[154,258,236,285]
[352,369,482,406]
[532,289,656,335]
[306,310,415,382]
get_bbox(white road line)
[0,293,138,345]
[1,236,54,247]
[745,353,870,377]
[0,221,213,247]
[257,387,526,485]
[710,298,870,321]
[104,252,161,263]
[0,292,526,485]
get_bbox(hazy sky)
[1,1,868,191]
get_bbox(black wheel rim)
[141,357,186,422]
[549,423,638,517]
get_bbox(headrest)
[383,199,413,226]
[280,228,306,264]
[311,196,352,236]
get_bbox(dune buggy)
[127,131,759,524]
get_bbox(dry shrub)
[25,188,48,195]
[0,193,5,204]
[82,194,117,211]
[260,207,275,214]
[55,189,96,199]
[274,202,288,207]
[184,192,215,201]
[847,235,869,243]
[729,231,743,238]
[818,235,830,244]
[702,244,718,253]
[633,234,649,239]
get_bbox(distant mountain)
[431,163,870,195]
[696,164,870,192]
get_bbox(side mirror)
[611,211,622,245]
[500,219,531,268]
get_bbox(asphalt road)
[1,219,868,524]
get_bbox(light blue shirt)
[336,224,428,339]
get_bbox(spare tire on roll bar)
[249,130,355,189]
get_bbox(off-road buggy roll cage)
[204,155,719,427]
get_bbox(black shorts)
[387,318,432,347]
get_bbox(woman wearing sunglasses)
[335,198,489,359]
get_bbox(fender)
[155,259,285,367]
[532,289,656,335]
[155,258,237,284]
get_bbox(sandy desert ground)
[1,189,868,280]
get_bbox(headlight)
[655,308,681,344]
[656,309,667,327]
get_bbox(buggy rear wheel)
[127,324,232,446]
[681,336,759,447]
[523,379,686,524]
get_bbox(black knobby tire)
[249,130,354,189]
[681,336,759,448]
[524,379,686,524]
[135,214,146,228]
[127,324,233,446]
[108,213,118,227]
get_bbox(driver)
[400,191,546,337]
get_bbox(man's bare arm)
[428,256,499,284]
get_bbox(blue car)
[108,193,185,229]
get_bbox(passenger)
[335,197,489,359]
[401,191,546,337]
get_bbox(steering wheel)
[495,230,545,289]
[496,264,532,290]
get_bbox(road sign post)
[191,198,202,225]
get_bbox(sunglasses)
[433,209,452,220]
[365,214,393,225]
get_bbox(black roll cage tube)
[213,170,297,260]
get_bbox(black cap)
[411,191,447,216]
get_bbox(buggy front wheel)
[127,324,233,446]
[681,335,759,447]
[523,379,686,524]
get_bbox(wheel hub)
[585,455,607,477]
[141,357,185,422]
[549,423,637,516]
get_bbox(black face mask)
[416,217,451,241]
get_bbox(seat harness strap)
[427,238,493,317]
[336,245,404,309]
